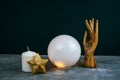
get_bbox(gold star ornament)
[27,53,48,74]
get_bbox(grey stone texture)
[0,54,120,80]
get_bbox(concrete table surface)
[0,54,120,80]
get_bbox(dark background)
[0,0,120,55]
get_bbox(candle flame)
[54,61,66,68]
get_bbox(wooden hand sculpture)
[83,18,98,68]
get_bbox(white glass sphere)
[48,35,81,69]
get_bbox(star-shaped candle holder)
[27,53,48,74]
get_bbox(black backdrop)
[1,0,120,55]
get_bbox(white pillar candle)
[21,46,36,72]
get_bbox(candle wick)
[27,46,30,51]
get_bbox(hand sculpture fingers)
[83,31,87,46]
[90,18,95,40]
[95,20,98,44]
[91,19,98,50]
[85,19,92,33]
[91,18,94,30]
[85,19,94,41]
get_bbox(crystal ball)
[48,35,81,69]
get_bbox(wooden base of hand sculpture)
[83,18,98,68]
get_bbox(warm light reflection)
[54,61,66,68]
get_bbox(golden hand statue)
[83,18,98,68]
